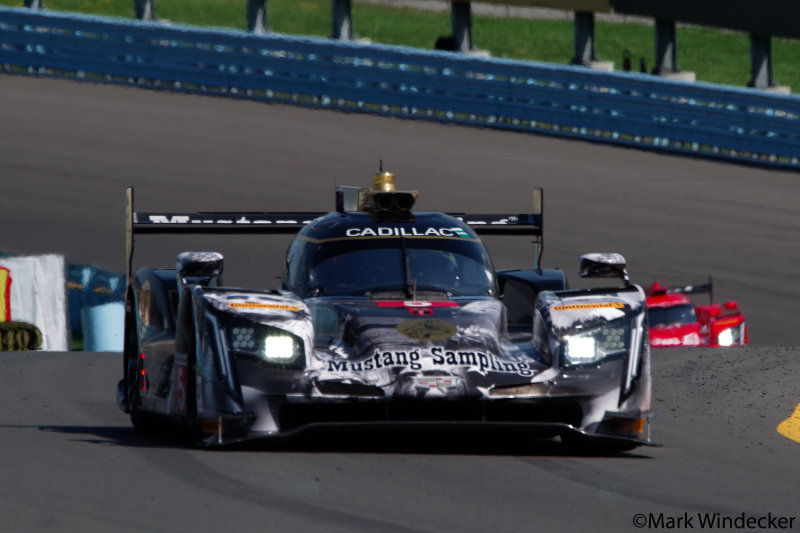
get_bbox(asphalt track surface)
[0,75,798,532]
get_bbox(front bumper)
[193,396,654,450]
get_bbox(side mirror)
[578,253,629,285]
[177,252,224,286]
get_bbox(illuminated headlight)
[263,335,297,361]
[564,335,597,364]
[229,325,304,369]
[562,323,629,367]
[717,328,734,347]
[716,323,745,347]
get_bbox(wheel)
[129,353,159,433]
[184,326,204,444]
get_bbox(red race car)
[646,280,748,347]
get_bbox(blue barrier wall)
[1,6,798,169]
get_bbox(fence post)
[134,0,156,21]
[247,0,267,33]
[23,0,43,8]
[451,1,473,52]
[653,19,678,74]
[572,11,596,65]
[332,0,354,40]
[748,34,774,89]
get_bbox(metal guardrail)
[1,7,798,169]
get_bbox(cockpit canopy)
[283,212,497,299]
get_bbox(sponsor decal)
[651,337,682,347]
[651,333,700,347]
[229,302,301,311]
[552,302,625,311]
[345,227,470,238]
[328,349,423,371]
[430,347,532,375]
[413,375,459,392]
[682,332,700,345]
[326,347,532,376]
[397,318,457,341]
[147,215,314,225]
[149,215,191,224]
[376,301,459,308]
[376,300,459,316]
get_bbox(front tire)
[129,353,158,433]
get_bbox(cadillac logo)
[412,375,459,393]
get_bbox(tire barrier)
[0,321,43,351]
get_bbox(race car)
[646,281,748,347]
[117,171,653,451]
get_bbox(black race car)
[118,172,652,451]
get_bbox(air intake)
[358,171,419,213]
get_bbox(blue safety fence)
[1,6,799,168]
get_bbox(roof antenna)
[379,159,383,172]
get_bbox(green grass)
[2,0,798,90]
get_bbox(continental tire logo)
[0,322,43,351]
[552,302,625,311]
[229,302,301,311]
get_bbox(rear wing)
[125,186,544,284]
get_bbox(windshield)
[286,236,496,298]
[648,304,696,326]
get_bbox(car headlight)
[562,322,630,367]
[229,325,305,369]
[717,328,734,347]
[716,324,745,347]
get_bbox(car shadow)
[34,424,194,449]
[33,423,655,458]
